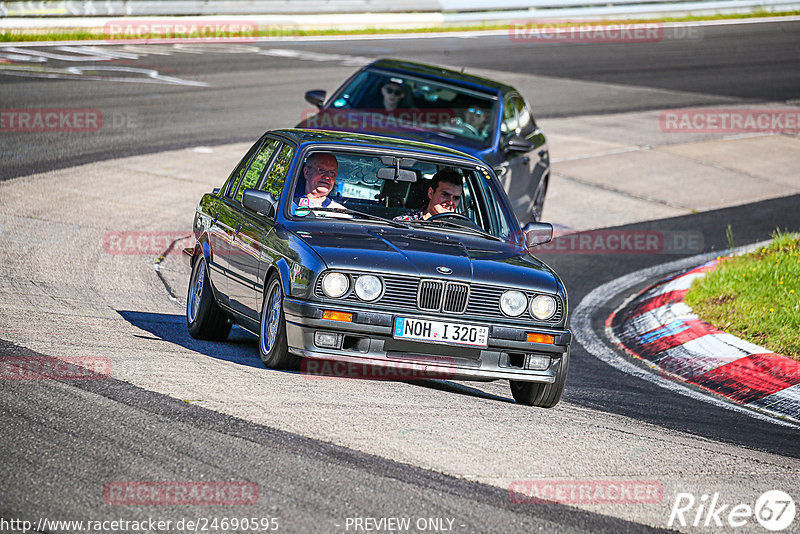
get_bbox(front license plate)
[393,317,489,348]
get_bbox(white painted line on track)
[571,239,799,428]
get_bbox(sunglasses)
[467,107,484,116]
[384,86,404,96]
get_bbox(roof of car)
[273,128,485,162]
[366,59,514,95]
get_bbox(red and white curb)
[607,259,800,424]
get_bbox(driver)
[293,152,345,212]
[394,168,462,221]
[463,105,490,136]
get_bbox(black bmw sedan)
[185,129,570,407]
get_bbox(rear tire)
[510,349,569,407]
[258,274,299,370]
[187,256,231,341]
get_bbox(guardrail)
[2,0,798,17]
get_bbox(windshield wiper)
[407,219,503,241]
[298,207,411,229]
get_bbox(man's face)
[303,154,338,198]
[381,83,405,110]
[465,107,487,129]
[427,182,462,216]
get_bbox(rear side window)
[260,144,295,198]
[235,139,281,203]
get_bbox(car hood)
[288,222,559,293]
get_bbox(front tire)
[187,256,231,341]
[258,274,298,370]
[510,349,569,407]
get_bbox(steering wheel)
[428,212,472,222]
[460,122,480,136]
[448,116,481,137]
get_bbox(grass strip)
[685,231,800,360]
[2,9,800,43]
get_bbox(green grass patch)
[2,10,800,43]
[685,231,800,360]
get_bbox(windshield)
[320,69,498,146]
[288,149,516,240]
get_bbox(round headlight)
[500,290,527,317]
[354,275,382,301]
[321,272,349,298]
[530,295,557,321]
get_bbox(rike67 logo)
[668,490,795,531]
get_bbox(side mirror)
[503,134,534,153]
[242,188,278,218]
[522,222,553,248]
[305,90,326,108]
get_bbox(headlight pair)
[321,272,382,301]
[500,291,557,321]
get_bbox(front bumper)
[283,297,571,383]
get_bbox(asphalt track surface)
[1,19,800,533]
[2,18,799,179]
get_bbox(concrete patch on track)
[2,109,800,530]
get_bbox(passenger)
[394,168,463,221]
[292,152,345,212]
[380,81,406,112]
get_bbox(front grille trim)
[313,272,563,324]
[443,282,469,314]
[417,279,444,311]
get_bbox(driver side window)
[235,139,281,203]
[224,137,264,198]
